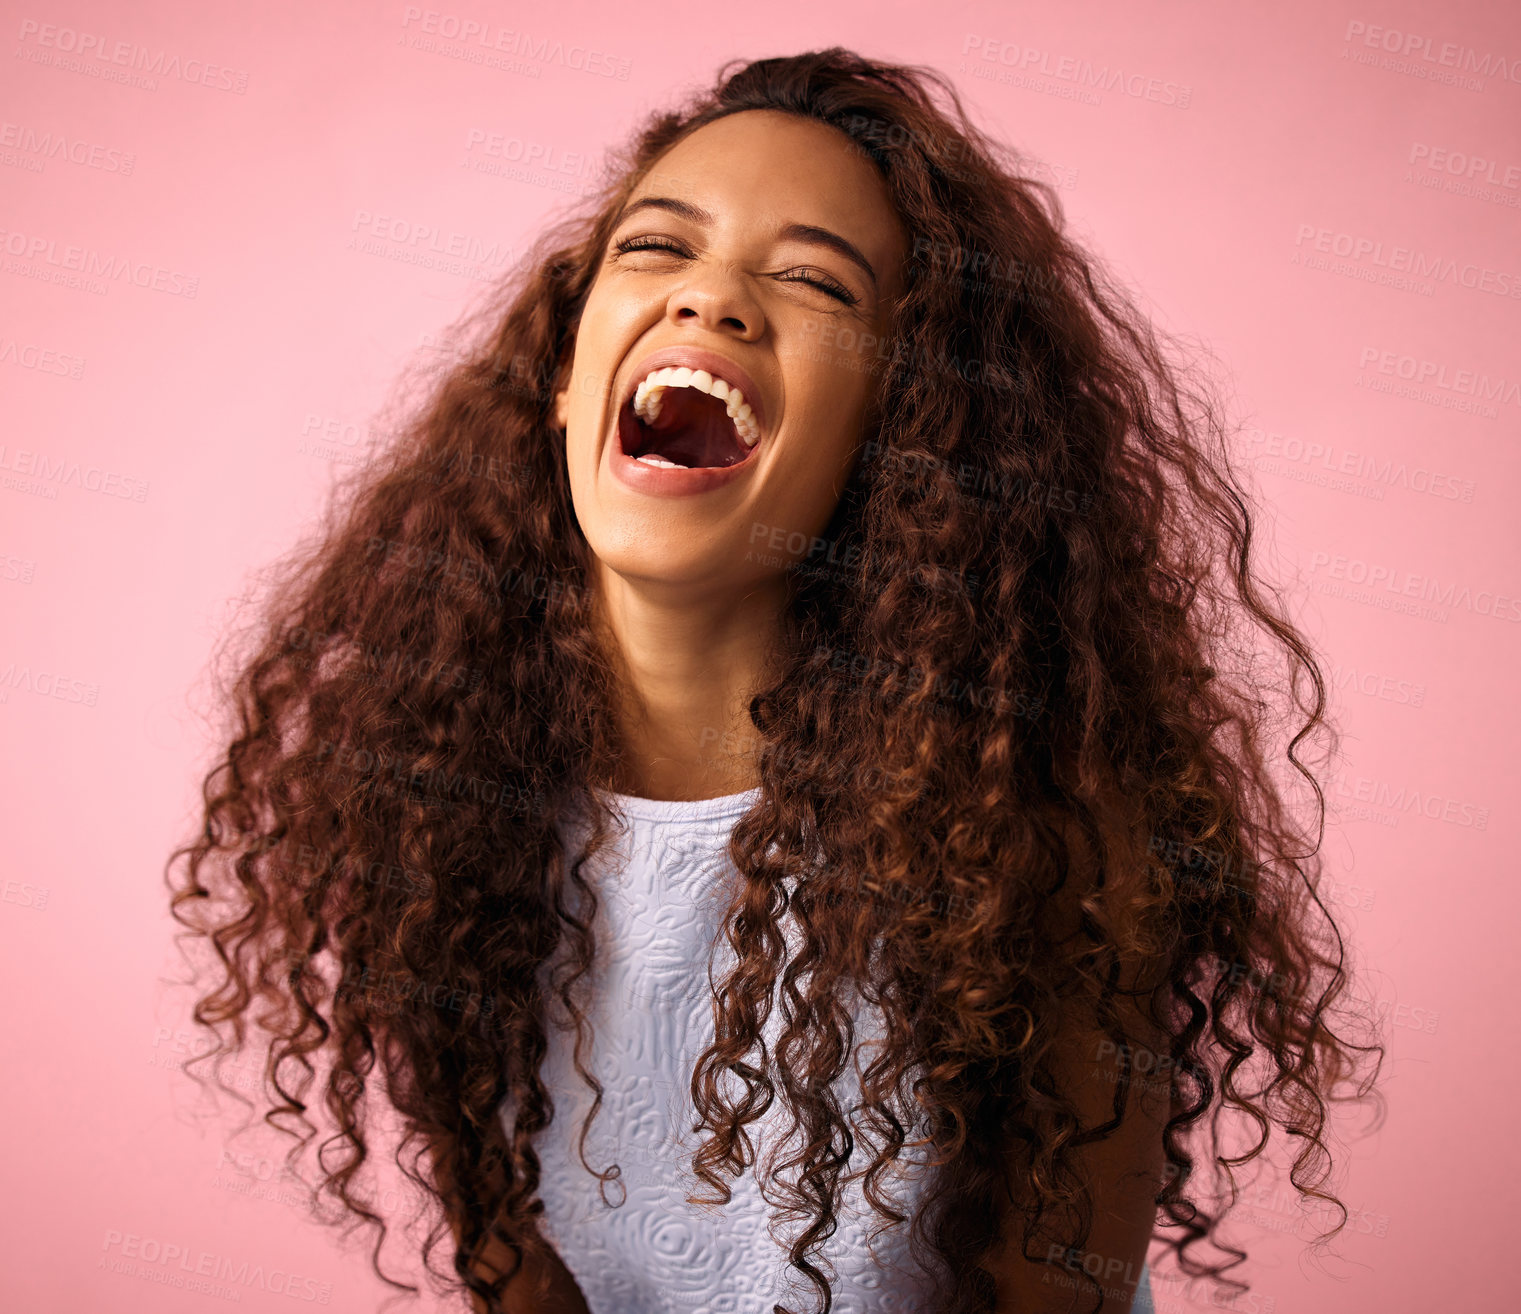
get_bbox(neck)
[593,562,787,802]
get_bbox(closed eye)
[772,267,858,304]
[609,235,860,305]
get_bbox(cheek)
[788,360,873,457]
[562,292,617,424]
[802,316,892,377]
[772,395,867,520]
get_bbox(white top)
[502,785,943,1313]
[500,785,1155,1313]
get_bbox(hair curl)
[165,47,1384,1314]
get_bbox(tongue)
[637,388,748,468]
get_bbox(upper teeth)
[632,366,760,446]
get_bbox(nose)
[666,264,764,340]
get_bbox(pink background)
[3,0,1518,1309]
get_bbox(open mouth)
[617,368,761,470]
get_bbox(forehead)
[631,110,905,261]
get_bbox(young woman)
[166,48,1382,1314]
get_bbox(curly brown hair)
[164,46,1384,1314]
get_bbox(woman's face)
[555,109,907,599]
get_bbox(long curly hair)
[165,47,1384,1314]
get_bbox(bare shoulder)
[428,1122,592,1314]
[977,1000,1171,1312]
[979,786,1172,1312]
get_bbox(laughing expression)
[553,108,908,595]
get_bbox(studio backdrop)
[2,1,1517,1311]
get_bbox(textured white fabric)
[502,785,943,1314]
[499,784,1154,1313]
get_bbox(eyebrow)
[610,195,880,292]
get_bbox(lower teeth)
[635,453,685,469]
